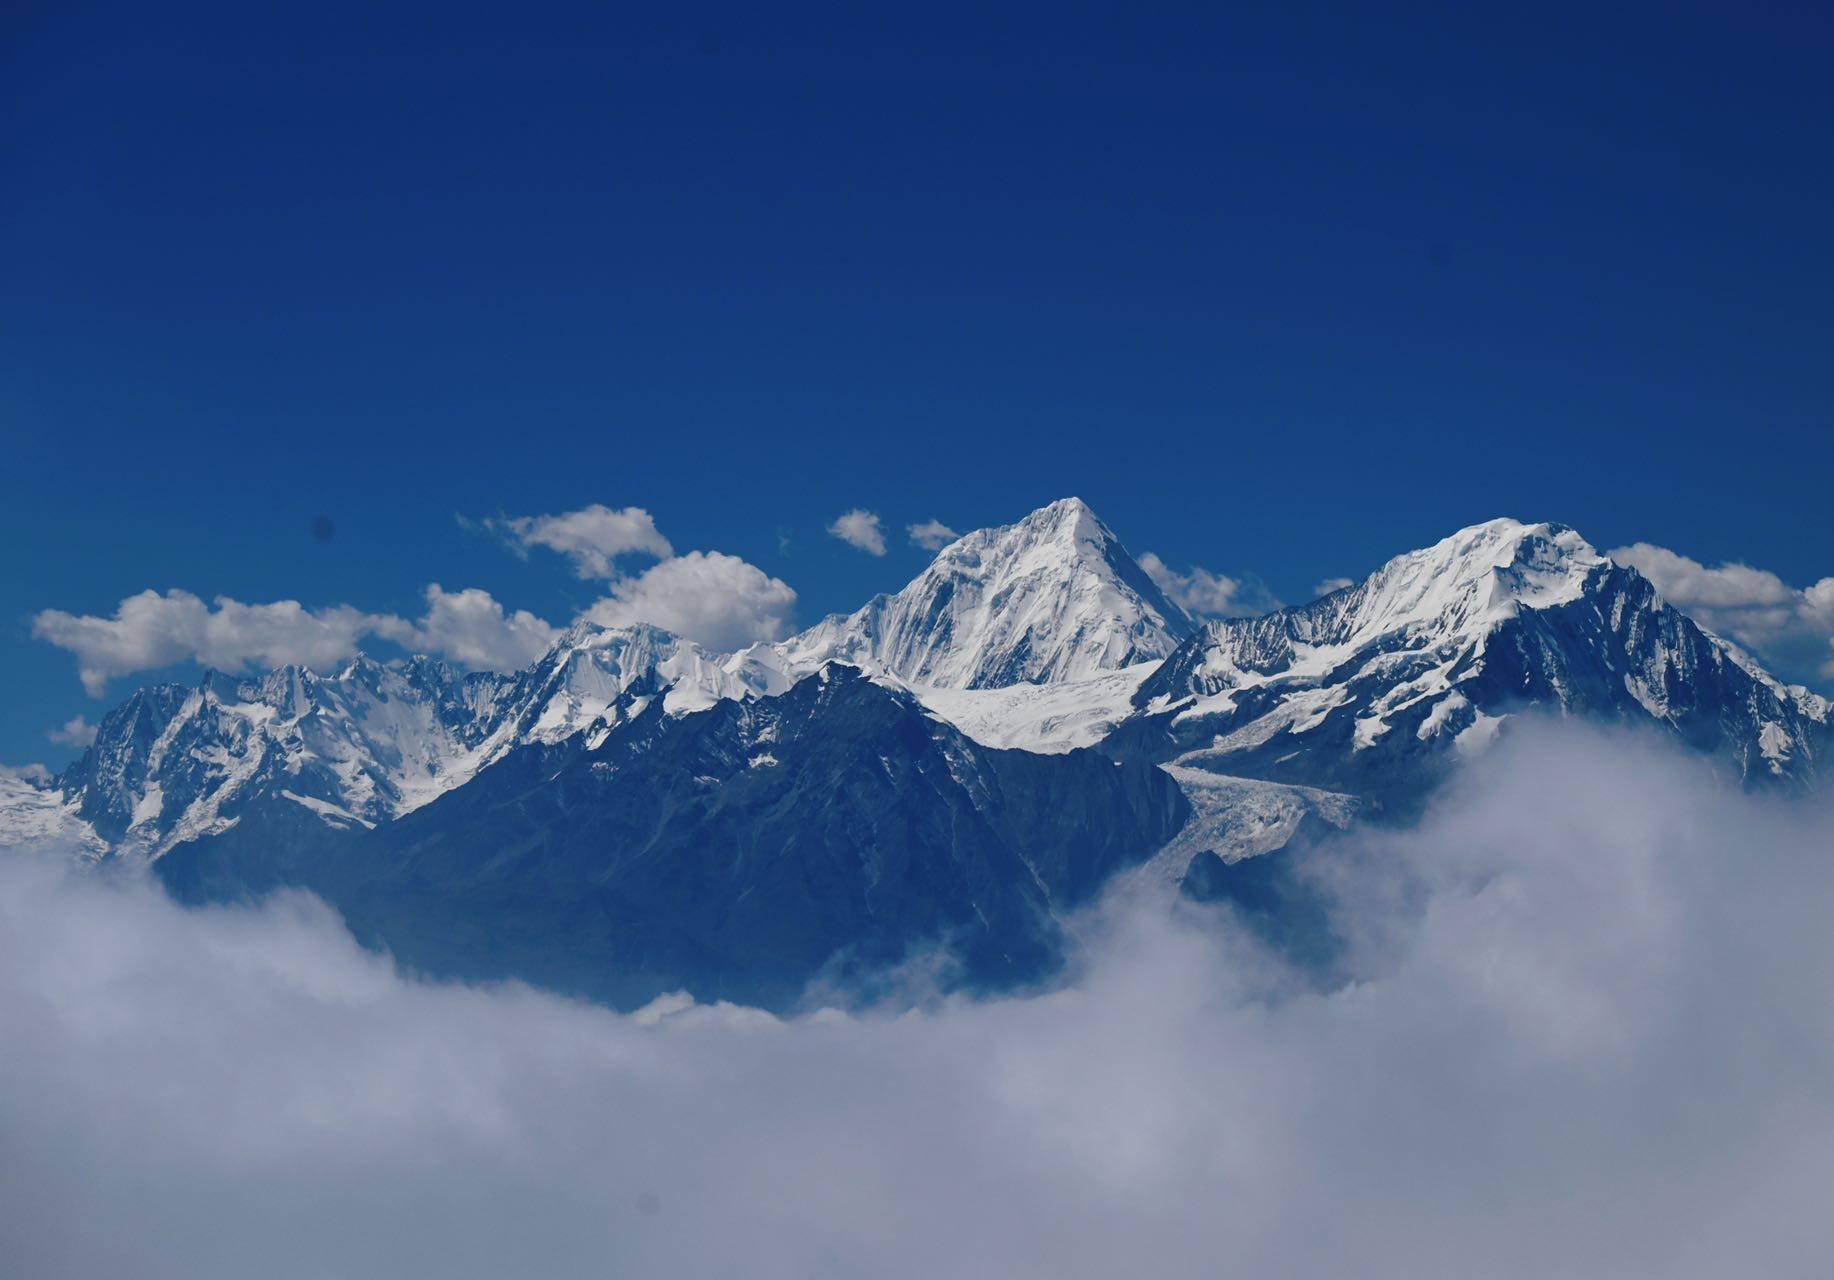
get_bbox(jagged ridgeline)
[9,499,1829,1008]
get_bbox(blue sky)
[5,0,1832,766]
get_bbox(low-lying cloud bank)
[3,723,1833,1279]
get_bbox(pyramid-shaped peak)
[780,497,1193,689]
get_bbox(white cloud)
[46,716,97,749]
[35,586,564,693]
[491,504,674,579]
[2,723,1833,1277]
[1611,542,1834,681]
[1314,576,1356,597]
[828,509,887,556]
[32,590,386,696]
[907,519,961,552]
[371,586,559,672]
[582,551,797,651]
[1140,552,1281,617]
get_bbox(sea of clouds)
[3,721,1833,1279]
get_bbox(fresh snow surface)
[912,663,1159,753]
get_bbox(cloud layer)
[3,723,1832,1278]
[1612,541,1834,681]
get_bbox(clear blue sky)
[5,0,1832,767]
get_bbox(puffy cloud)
[46,717,97,749]
[480,502,801,651]
[1139,552,1281,617]
[490,504,674,579]
[582,551,797,651]
[828,509,887,556]
[370,586,559,672]
[907,519,961,552]
[1611,542,1834,681]
[1313,576,1356,597]
[32,590,385,696]
[2,723,1834,1277]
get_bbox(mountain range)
[6,498,1828,1007]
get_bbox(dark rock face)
[159,666,1190,1010]
[1177,833,1342,975]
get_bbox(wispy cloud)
[1139,552,1281,617]
[488,504,673,579]
[907,519,960,552]
[828,509,887,556]
[45,716,97,749]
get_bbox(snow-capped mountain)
[157,663,1190,1009]
[1111,518,1831,798]
[32,498,1196,856]
[766,496,1195,689]
[7,500,1830,1010]
[50,622,765,855]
